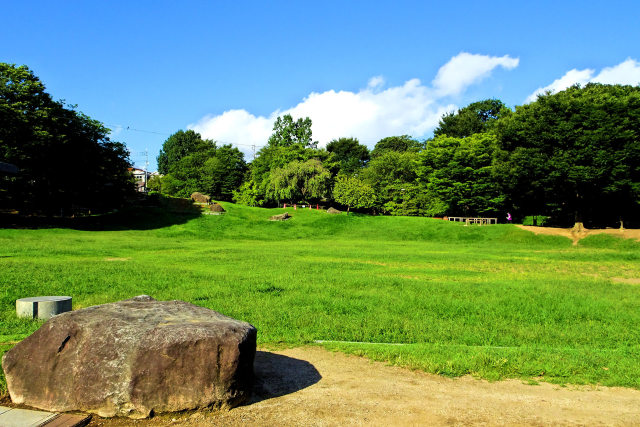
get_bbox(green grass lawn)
[1,203,639,395]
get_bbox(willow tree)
[267,159,331,204]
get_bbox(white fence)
[447,216,498,225]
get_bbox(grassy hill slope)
[1,203,639,394]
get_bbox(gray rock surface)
[2,296,257,419]
[327,207,341,214]
[270,212,291,221]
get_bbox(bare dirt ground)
[74,347,640,426]
[516,224,640,245]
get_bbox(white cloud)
[189,52,519,153]
[432,52,519,97]
[189,110,273,155]
[367,75,385,89]
[525,58,640,103]
[593,58,640,85]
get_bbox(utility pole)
[251,144,256,161]
[144,149,149,190]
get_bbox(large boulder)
[327,207,341,214]
[2,296,257,419]
[210,203,225,213]
[190,192,211,204]
[269,212,291,221]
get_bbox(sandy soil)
[516,224,640,245]
[80,347,640,426]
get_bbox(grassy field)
[1,203,640,395]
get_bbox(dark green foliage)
[522,215,550,226]
[235,115,327,206]
[418,134,505,217]
[326,137,370,176]
[370,135,422,158]
[156,130,207,175]
[0,63,133,213]
[156,130,246,200]
[361,150,423,215]
[494,84,640,226]
[434,99,510,138]
[164,88,639,224]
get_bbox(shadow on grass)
[248,351,322,404]
[0,204,201,231]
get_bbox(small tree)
[333,175,376,214]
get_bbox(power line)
[105,122,423,150]
[105,124,170,136]
[105,123,266,148]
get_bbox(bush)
[522,215,550,226]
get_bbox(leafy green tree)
[361,150,422,215]
[240,115,326,206]
[232,180,263,207]
[333,175,376,214]
[0,63,133,213]
[156,139,246,201]
[494,83,640,226]
[434,99,510,138]
[146,174,163,193]
[418,134,504,217]
[268,114,316,148]
[370,135,422,158]
[267,159,331,204]
[199,144,247,200]
[326,137,370,176]
[157,130,208,175]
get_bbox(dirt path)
[83,347,640,426]
[516,224,640,245]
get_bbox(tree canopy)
[434,99,509,138]
[267,159,331,204]
[326,137,370,176]
[370,135,422,158]
[268,114,316,148]
[0,63,133,213]
[333,175,376,214]
[147,84,639,227]
[233,114,326,205]
[157,129,207,175]
[155,130,246,200]
[419,134,504,217]
[494,83,640,226]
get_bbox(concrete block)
[0,406,58,427]
[16,296,72,320]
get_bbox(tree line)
[153,86,640,227]
[2,63,638,227]
[1,63,133,215]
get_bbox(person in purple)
[506,212,512,222]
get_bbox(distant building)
[128,167,156,193]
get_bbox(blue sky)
[3,0,639,170]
